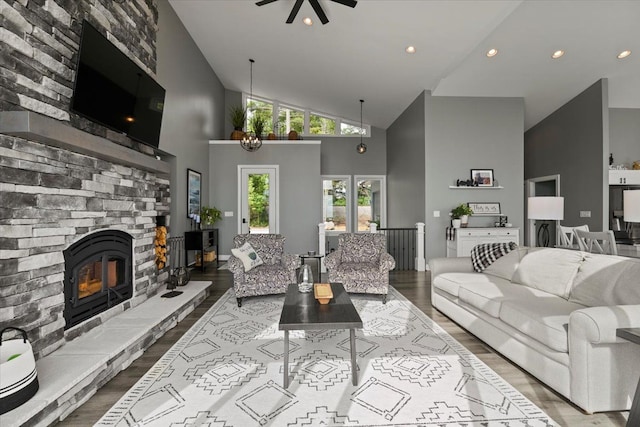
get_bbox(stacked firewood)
[155,226,167,269]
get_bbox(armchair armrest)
[379,252,396,272]
[227,255,244,275]
[281,253,301,271]
[570,305,640,344]
[325,250,342,270]
[429,257,473,278]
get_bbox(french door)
[238,166,279,234]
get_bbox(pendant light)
[356,99,367,154]
[241,59,262,152]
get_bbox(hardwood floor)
[57,268,627,426]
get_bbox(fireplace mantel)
[0,111,170,175]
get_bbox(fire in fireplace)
[63,230,133,329]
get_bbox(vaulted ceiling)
[168,0,640,131]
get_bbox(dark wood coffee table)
[279,282,363,388]
[617,328,640,427]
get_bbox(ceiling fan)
[256,0,357,25]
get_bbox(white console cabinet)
[446,227,520,257]
[610,170,640,185]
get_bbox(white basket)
[0,327,39,414]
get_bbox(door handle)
[242,218,248,224]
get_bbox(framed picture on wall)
[470,169,494,187]
[468,202,501,215]
[187,169,201,218]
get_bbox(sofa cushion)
[511,248,584,299]
[569,254,640,307]
[471,242,517,272]
[231,242,264,272]
[499,296,586,353]
[483,247,529,281]
[458,278,549,318]
[432,272,492,298]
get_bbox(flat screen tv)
[71,20,165,148]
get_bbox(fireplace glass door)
[76,255,125,300]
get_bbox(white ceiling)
[168,0,640,131]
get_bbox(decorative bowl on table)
[314,283,333,304]
[307,250,316,256]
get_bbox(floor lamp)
[624,190,640,241]
[528,197,564,247]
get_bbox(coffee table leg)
[350,328,357,386]
[283,330,289,388]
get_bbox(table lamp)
[528,197,564,247]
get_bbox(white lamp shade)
[624,190,640,222]
[528,197,564,220]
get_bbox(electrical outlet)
[433,210,440,218]
[580,211,591,218]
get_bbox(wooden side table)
[617,328,640,426]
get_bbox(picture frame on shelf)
[468,202,501,216]
[187,169,201,218]
[471,169,494,187]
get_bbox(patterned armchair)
[325,233,396,303]
[227,234,300,307]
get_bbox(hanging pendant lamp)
[356,99,367,154]
[241,59,262,152]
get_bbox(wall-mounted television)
[70,20,165,148]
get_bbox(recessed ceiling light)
[551,50,565,59]
[405,46,416,54]
[303,17,313,25]
[486,48,498,58]
[617,50,631,59]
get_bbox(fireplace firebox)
[63,230,133,329]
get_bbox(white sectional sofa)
[430,247,640,413]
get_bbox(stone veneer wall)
[0,0,170,359]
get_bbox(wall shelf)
[449,186,504,189]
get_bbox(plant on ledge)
[229,106,247,140]
[250,114,267,139]
[200,206,222,228]
[450,203,474,219]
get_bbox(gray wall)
[386,92,426,226]
[157,0,226,239]
[610,108,640,168]
[524,79,609,230]
[320,126,387,175]
[425,93,525,260]
[208,143,322,255]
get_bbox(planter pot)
[460,215,469,228]
[230,129,246,140]
[452,219,461,229]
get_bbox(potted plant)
[229,106,247,140]
[200,205,222,229]
[250,114,266,139]
[450,203,474,228]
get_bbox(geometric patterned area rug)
[96,287,557,426]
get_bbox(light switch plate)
[224,211,234,217]
[433,211,440,218]
[580,211,591,218]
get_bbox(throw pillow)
[470,242,517,272]
[231,242,264,272]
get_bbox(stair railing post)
[415,222,426,271]
[318,222,327,273]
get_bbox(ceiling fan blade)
[255,0,278,6]
[309,0,329,24]
[286,0,304,23]
[331,0,357,8]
